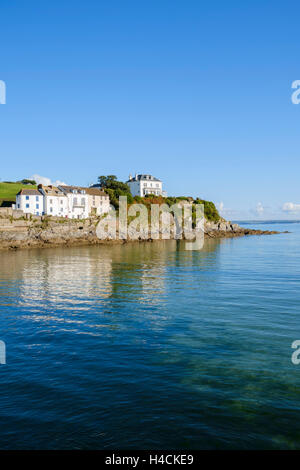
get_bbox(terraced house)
[15,189,44,216]
[38,185,68,217]
[85,187,110,216]
[14,185,110,219]
[58,186,89,219]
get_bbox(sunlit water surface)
[0,222,299,449]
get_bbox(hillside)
[0,182,37,207]
[131,195,221,223]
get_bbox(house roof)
[59,185,107,197]
[38,185,67,197]
[58,185,87,195]
[17,189,41,196]
[85,188,107,197]
[126,174,162,183]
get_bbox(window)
[36,204,39,209]
[74,197,78,205]
[50,199,53,204]
[26,196,29,200]
[17,204,20,208]
[50,207,53,213]
[60,199,63,204]
[81,198,85,206]
[36,196,39,201]
[26,204,29,208]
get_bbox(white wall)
[44,195,68,217]
[88,195,110,216]
[128,180,142,197]
[66,193,89,219]
[16,194,44,216]
[128,179,163,197]
[142,180,162,196]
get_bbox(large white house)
[38,185,68,217]
[58,186,89,219]
[126,174,167,198]
[15,189,44,216]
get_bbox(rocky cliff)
[0,208,279,251]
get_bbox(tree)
[97,175,133,209]
[98,175,117,188]
[20,179,36,185]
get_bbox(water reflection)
[0,230,300,449]
[0,239,222,311]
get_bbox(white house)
[85,187,110,216]
[15,189,44,216]
[126,174,167,198]
[59,186,89,219]
[38,185,69,217]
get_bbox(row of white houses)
[14,185,110,219]
[13,174,167,218]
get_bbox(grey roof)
[58,185,87,195]
[17,189,41,196]
[126,174,161,183]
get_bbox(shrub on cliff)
[98,175,133,209]
[194,199,220,222]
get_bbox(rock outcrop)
[0,210,280,251]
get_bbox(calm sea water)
[0,222,299,449]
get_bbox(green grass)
[0,182,37,207]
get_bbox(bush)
[98,176,133,209]
[194,198,220,222]
[20,179,37,185]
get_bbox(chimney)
[129,174,132,181]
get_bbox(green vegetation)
[98,175,133,209]
[0,182,37,207]
[0,177,221,223]
[132,195,220,223]
[18,179,37,185]
[194,198,220,222]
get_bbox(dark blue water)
[0,223,299,449]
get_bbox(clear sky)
[0,0,300,219]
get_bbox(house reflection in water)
[0,239,222,335]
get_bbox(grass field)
[0,182,37,207]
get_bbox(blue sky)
[0,0,300,219]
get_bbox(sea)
[0,221,299,449]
